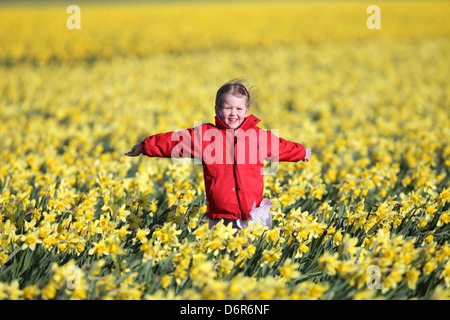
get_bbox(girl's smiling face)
[215,93,248,129]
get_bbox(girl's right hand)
[125,144,142,157]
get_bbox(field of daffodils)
[0,1,449,300]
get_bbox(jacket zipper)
[233,133,249,219]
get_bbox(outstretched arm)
[125,127,202,159]
[267,132,310,163]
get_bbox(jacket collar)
[215,114,261,131]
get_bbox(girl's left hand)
[303,147,311,162]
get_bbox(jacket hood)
[214,114,261,131]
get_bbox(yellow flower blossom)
[279,258,301,280]
[135,228,150,243]
[406,268,421,290]
[88,239,108,258]
[21,230,42,251]
[318,252,339,276]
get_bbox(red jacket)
[140,114,306,221]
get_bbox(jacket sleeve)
[277,136,306,162]
[265,130,306,162]
[140,127,202,159]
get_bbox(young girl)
[125,80,311,229]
